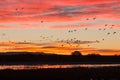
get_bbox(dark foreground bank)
[0,66,120,80]
[0,53,120,65]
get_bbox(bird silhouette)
[105,24,107,26]
[85,28,87,30]
[103,28,106,30]
[2,33,6,36]
[16,8,18,11]
[99,28,101,30]
[61,44,64,47]
[74,29,77,32]
[96,40,99,43]
[21,8,24,10]
[41,21,43,23]
[93,17,96,20]
[86,18,89,20]
[24,40,26,43]
[107,32,110,35]
[113,32,116,34]
[112,25,114,26]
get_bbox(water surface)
[0,64,120,70]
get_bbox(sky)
[0,0,120,55]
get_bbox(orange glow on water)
[0,64,120,70]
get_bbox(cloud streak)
[0,0,119,29]
[0,41,120,55]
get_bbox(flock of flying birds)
[38,17,118,48]
[61,25,117,47]
[1,22,117,48]
[0,7,119,48]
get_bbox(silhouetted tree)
[71,51,82,56]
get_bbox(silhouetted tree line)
[0,51,119,64]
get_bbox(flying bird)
[99,28,101,30]
[96,40,99,43]
[113,32,116,34]
[61,44,64,47]
[2,33,6,36]
[87,45,90,47]
[107,32,110,35]
[112,25,114,26]
[103,28,106,30]
[24,40,26,43]
[41,21,43,23]
[74,29,77,32]
[85,28,87,30]
[86,18,89,20]
[21,8,24,10]
[74,38,76,40]
[93,17,96,20]
[105,24,107,26]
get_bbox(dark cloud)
[44,6,86,13]
[42,5,89,17]
[83,49,120,53]
[5,47,37,51]
[74,40,100,44]
[57,40,100,44]
[16,42,32,44]
[41,46,56,49]
[97,49,120,53]
[41,1,120,17]
[92,2,119,8]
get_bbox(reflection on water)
[0,64,120,70]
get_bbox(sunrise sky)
[0,0,120,55]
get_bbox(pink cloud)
[0,0,119,29]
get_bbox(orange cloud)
[0,42,120,55]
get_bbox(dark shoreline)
[0,61,120,65]
[0,66,120,80]
[0,53,120,65]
